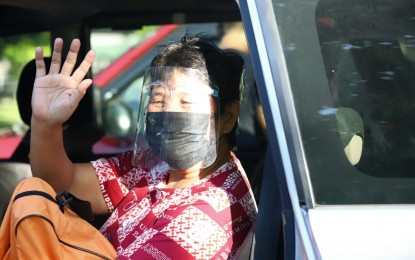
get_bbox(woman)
[22,35,256,259]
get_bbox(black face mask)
[146,112,215,170]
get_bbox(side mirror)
[103,103,135,137]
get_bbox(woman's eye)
[181,100,194,104]
[150,99,165,106]
[181,95,203,104]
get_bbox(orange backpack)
[0,177,117,259]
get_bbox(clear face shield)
[131,66,219,170]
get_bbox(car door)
[239,0,415,259]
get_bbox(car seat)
[0,58,44,222]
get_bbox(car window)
[90,23,224,155]
[0,32,50,159]
[271,0,415,204]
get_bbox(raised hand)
[31,38,96,125]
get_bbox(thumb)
[69,79,93,107]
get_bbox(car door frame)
[238,0,321,258]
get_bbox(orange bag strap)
[14,190,94,223]
[14,190,57,204]
[56,191,94,223]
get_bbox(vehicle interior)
[0,0,273,256]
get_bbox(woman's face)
[147,71,214,114]
[132,66,221,170]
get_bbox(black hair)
[151,34,245,151]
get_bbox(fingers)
[69,79,93,107]
[71,50,96,83]
[35,47,46,78]
[37,38,95,83]
[49,38,63,74]
[61,39,81,76]
[78,79,93,94]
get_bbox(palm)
[32,38,96,125]
[32,74,79,123]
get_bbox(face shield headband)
[131,66,220,171]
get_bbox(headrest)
[335,107,364,166]
[17,58,51,125]
[335,107,364,146]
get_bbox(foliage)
[0,32,51,81]
[0,98,20,129]
[0,32,50,132]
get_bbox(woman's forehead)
[151,77,211,95]
[163,69,206,86]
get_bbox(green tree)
[0,32,51,81]
[0,32,51,132]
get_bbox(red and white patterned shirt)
[92,150,256,259]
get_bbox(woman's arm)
[30,38,108,215]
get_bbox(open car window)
[89,23,224,155]
[271,0,415,205]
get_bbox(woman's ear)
[221,101,240,134]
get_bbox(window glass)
[271,0,415,204]
[90,23,223,155]
[0,32,50,159]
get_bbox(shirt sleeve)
[91,150,141,213]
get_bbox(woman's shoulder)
[202,155,255,207]
[207,154,248,189]
[212,153,256,199]
[194,155,257,222]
